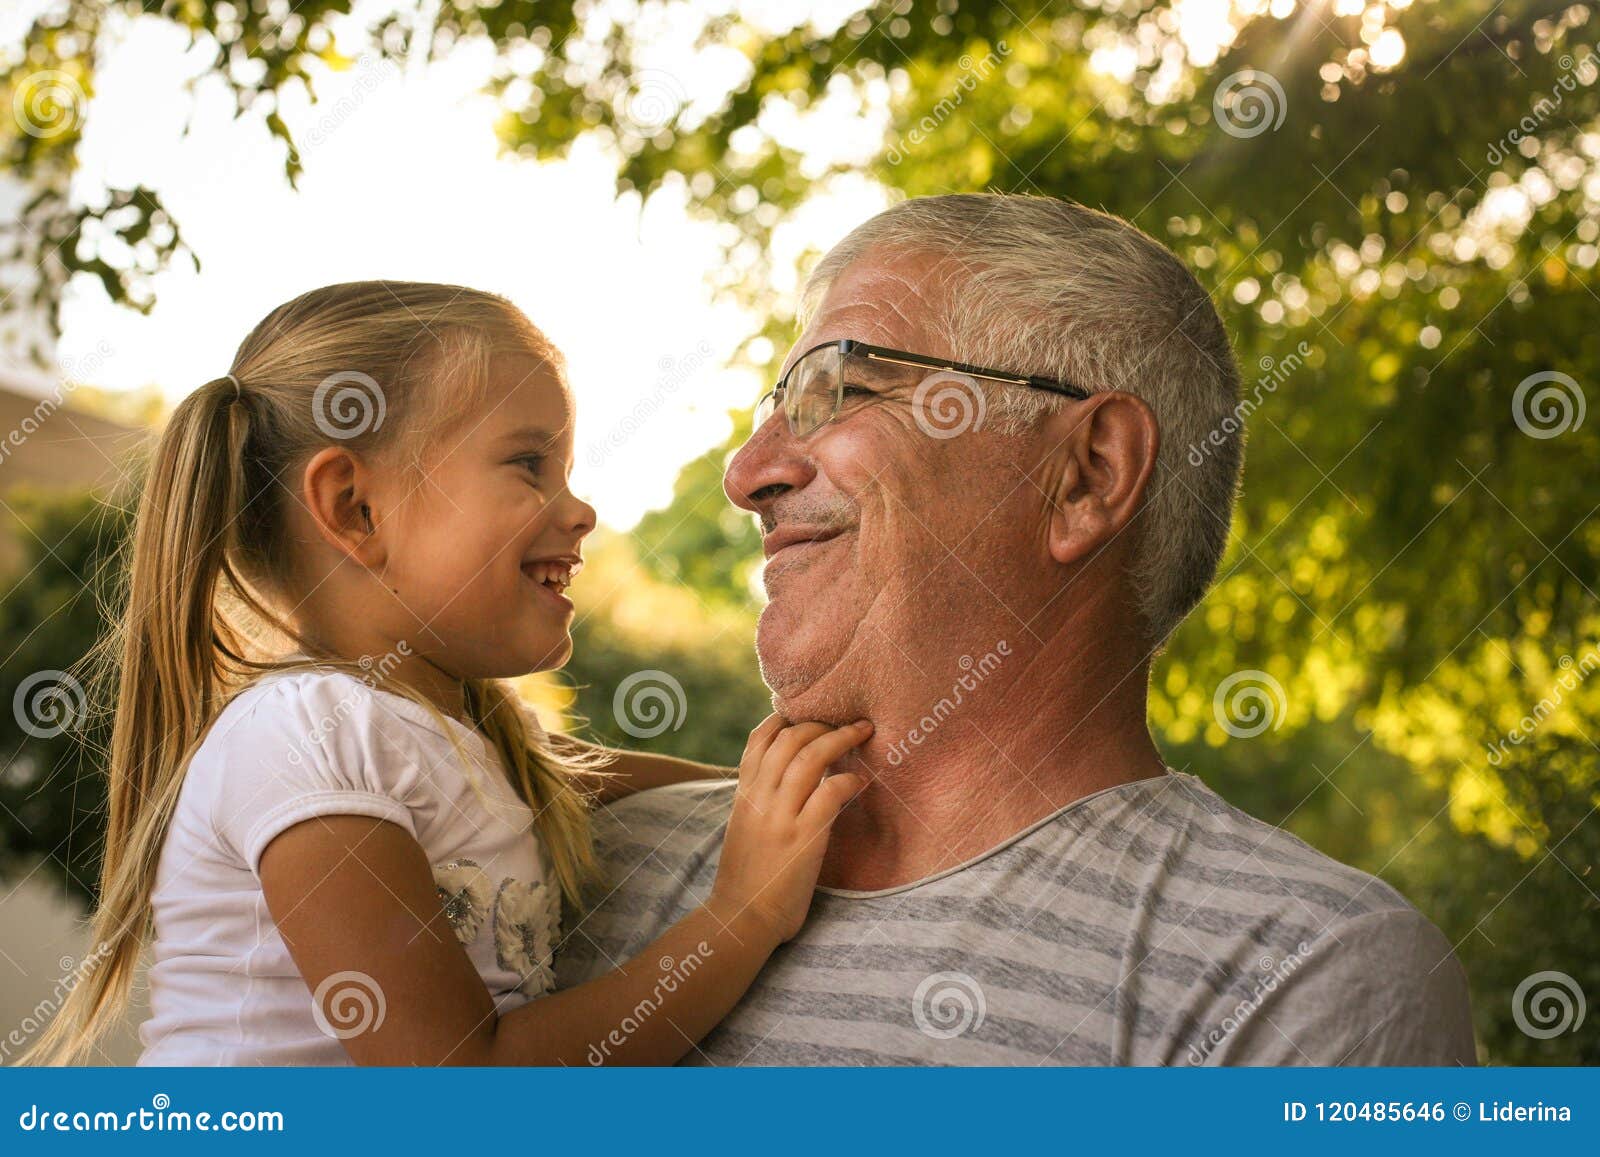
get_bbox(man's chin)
[754,651,811,712]
[767,686,856,728]
[755,605,810,687]
[756,617,859,722]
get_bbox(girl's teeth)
[527,561,572,590]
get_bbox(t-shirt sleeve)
[204,674,422,873]
[1203,907,1478,1066]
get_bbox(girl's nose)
[563,489,597,538]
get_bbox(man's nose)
[724,412,815,514]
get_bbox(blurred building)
[0,369,145,572]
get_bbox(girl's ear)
[301,446,384,568]
[1041,391,1161,567]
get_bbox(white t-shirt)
[138,667,561,1066]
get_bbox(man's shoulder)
[601,778,735,824]
[1096,772,1414,923]
[591,779,735,859]
[1061,774,1474,1064]
[559,780,734,990]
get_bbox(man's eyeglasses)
[753,339,1092,437]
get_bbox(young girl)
[31,281,871,1066]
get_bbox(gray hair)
[801,193,1244,648]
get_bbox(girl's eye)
[514,454,546,477]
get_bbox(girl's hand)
[706,714,872,946]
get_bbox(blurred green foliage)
[0,490,124,900]
[4,0,1598,1064]
[555,530,772,756]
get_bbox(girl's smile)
[521,552,582,611]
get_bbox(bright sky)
[0,0,888,529]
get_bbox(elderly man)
[557,193,1475,1065]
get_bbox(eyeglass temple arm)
[857,346,1091,401]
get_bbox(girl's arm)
[259,716,869,1066]
[552,733,731,804]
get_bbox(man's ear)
[300,446,384,568]
[1041,391,1160,567]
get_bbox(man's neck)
[815,634,1166,892]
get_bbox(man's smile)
[762,526,852,581]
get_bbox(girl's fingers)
[774,722,873,811]
[754,722,834,792]
[736,714,789,786]
[799,772,868,827]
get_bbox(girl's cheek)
[519,491,554,525]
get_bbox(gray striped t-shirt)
[554,773,1475,1065]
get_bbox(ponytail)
[25,377,254,1064]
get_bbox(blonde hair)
[26,281,604,1064]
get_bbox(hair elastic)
[223,373,243,400]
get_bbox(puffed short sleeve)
[201,671,424,873]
